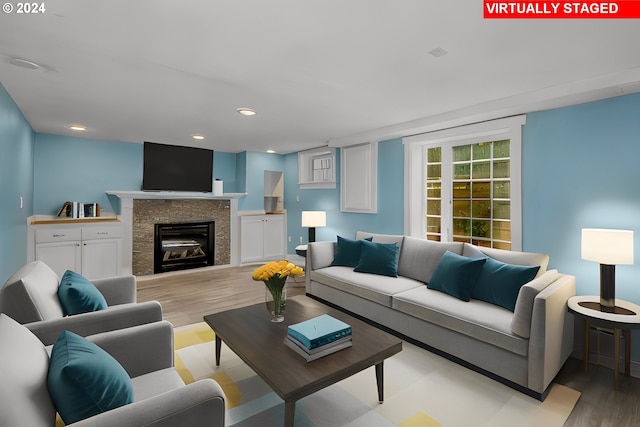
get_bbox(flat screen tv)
[142,142,214,192]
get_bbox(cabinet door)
[263,215,285,260]
[241,216,266,263]
[35,241,82,278]
[82,239,121,280]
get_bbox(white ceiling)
[2,1,640,154]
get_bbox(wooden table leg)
[584,319,590,373]
[614,328,620,389]
[284,399,295,427]
[625,329,631,376]
[375,361,384,403]
[215,335,221,367]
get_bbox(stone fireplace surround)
[106,191,244,276]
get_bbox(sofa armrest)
[86,320,174,378]
[527,274,576,393]
[306,241,336,293]
[25,300,163,346]
[69,379,226,427]
[92,275,137,305]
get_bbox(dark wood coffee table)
[203,295,402,427]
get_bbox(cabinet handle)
[76,243,81,247]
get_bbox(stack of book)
[56,201,101,218]
[284,314,352,362]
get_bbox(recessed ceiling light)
[192,134,205,140]
[237,108,257,116]
[266,149,277,154]
[68,125,87,131]
[9,58,40,70]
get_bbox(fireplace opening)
[154,221,214,273]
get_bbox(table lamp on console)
[581,228,634,314]
[301,211,326,243]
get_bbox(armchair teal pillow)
[354,239,400,277]
[471,257,540,311]
[58,270,108,315]
[48,330,134,424]
[427,251,486,301]
[331,236,373,267]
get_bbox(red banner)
[484,1,640,18]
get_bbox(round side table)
[568,295,640,387]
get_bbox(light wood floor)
[136,265,640,426]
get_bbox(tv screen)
[142,142,214,192]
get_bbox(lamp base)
[578,301,636,316]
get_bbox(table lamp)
[301,211,326,243]
[581,228,634,313]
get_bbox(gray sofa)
[1,314,225,426]
[306,232,576,399]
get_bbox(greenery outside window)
[404,116,525,251]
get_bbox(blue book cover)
[287,314,352,349]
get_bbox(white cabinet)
[341,142,378,213]
[240,214,285,263]
[30,221,123,280]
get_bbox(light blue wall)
[283,138,405,253]
[33,134,239,215]
[238,151,286,211]
[0,84,35,283]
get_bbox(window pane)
[494,140,510,158]
[453,145,470,162]
[493,241,511,250]
[494,160,510,179]
[427,164,441,179]
[472,161,490,179]
[453,218,470,236]
[426,216,441,235]
[427,182,441,198]
[472,220,491,238]
[472,181,491,198]
[453,163,470,179]
[493,181,510,198]
[453,182,470,198]
[427,147,441,163]
[427,234,441,242]
[493,221,511,241]
[474,239,492,248]
[473,142,491,160]
[454,236,472,243]
[493,201,510,219]
[427,199,441,215]
[472,201,491,218]
[453,200,470,217]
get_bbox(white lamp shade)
[301,211,326,228]
[581,228,634,265]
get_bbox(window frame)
[403,115,526,251]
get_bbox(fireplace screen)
[154,221,214,273]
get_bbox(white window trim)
[403,115,526,250]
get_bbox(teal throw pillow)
[427,251,486,301]
[471,257,540,311]
[48,330,134,425]
[354,239,400,277]
[58,270,107,315]
[331,236,373,267]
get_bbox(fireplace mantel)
[106,191,245,276]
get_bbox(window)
[404,116,525,250]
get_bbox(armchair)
[0,314,226,426]
[0,261,163,345]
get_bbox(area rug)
[174,322,581,427]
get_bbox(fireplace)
[154,221,215,273]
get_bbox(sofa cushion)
[392,287,529,356]
[354,240,401,277]
[310,266,423,307]
[463,244,549,278]
[471,258,540,312]
[58,270,108,315]
[0,261,64,323]
[48,330,134,424]
[331,236,372,267]
[427,251,486,301]
[0,314,56,427]
[397,237,464,283]
[131,368,185,401]
[510,269,560,338]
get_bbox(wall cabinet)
[240,214,285,263]
[341,142,378,213]
[29,221,123,280]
